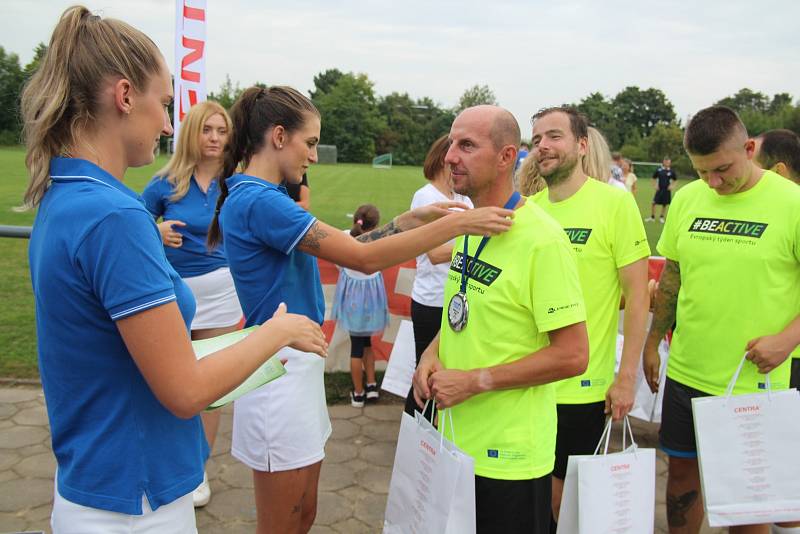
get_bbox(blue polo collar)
[226,173,288,195]
[50,157,142,202]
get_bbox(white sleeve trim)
[287,217,317,253]
[110,294,176,320]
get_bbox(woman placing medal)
[206,86,514,534]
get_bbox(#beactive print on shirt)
[448,252,503,287]
[687,217,768,243]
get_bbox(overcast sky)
[3,0,798,136]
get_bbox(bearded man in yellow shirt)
[644,106,800,534]
[530,107,651,525]
[413,105,589,534]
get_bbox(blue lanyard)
[459,191,520,293]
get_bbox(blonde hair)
[517,155,546,196]
[583,127,613,182]
[155,101,231,201]
[20,5,163,209]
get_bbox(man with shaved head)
[644,105,800,533]
[413,105,589,533]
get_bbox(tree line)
[2,43,799,171]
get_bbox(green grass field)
[0,146,687,378]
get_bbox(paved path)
[0,386,722,533]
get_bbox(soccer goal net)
[372,153,392,169]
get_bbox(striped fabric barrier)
[318,256,667,372]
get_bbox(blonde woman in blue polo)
[142,101,243,507]
[21,7,326,533]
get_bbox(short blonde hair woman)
[517,153,546,196]
[141,100,240,508]
[584,127,627,190]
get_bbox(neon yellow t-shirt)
[439,201,586,480]
[533,178,651,403]
[658,171,800,395]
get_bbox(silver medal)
[447,292,469,332]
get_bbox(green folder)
[192,326,287,410]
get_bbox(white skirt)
[182,267,243,330]
[232,347,332,472]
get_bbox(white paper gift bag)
[692,355,800,527]
[617,333,669,423]
[384,406,476,534]
[381,320,416,397]
[558,417,655,534]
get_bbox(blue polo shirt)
[29,157,208,515]
[141,175,228,278]
[220,174,324,324]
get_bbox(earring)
[279,144,283,149]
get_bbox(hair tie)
[357,219,364,225]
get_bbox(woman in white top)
[622,158,638,193]
[404,135,473,417]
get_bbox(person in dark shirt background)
[646,157,677,223]
[284,172,311,210]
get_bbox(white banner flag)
[173,0,207,147]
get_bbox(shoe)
[193,471,210,508]
[351,391,366,408]
[659,217,665,223]
[366,383,379,401]
[644,216,655,222]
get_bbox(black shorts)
[475,474,551,534]
[653,189,672,205]
[659,377,711,457]
[791,358,800,391]
[349,335,371,358]
[553,401,607,479]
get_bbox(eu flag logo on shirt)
[487,449,499,458]
[581,379,591,387]
[758,382,766,390]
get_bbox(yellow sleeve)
[530,235,586,332]
[657,192,681,261]
[613,194,651,268]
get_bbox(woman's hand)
[454,206,514,237]
[399,201,472,229]
[266,303,328,357]
[157,220,186,248]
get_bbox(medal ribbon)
[459,191,520,293]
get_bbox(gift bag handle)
[593,417,614,456]
[592,416,639,456]
[725,353,772,400]
[420,399,457,452]
[438,407,456,451]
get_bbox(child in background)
[331,205,390,407]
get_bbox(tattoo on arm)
[298,222,328,252]
[650,259,681,339]
[667,490,698,527]
[356,218,401,243]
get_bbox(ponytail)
[350,204,380,237]
[20,5,162,209]
[207,85,320,249]
[207,87,264,249]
